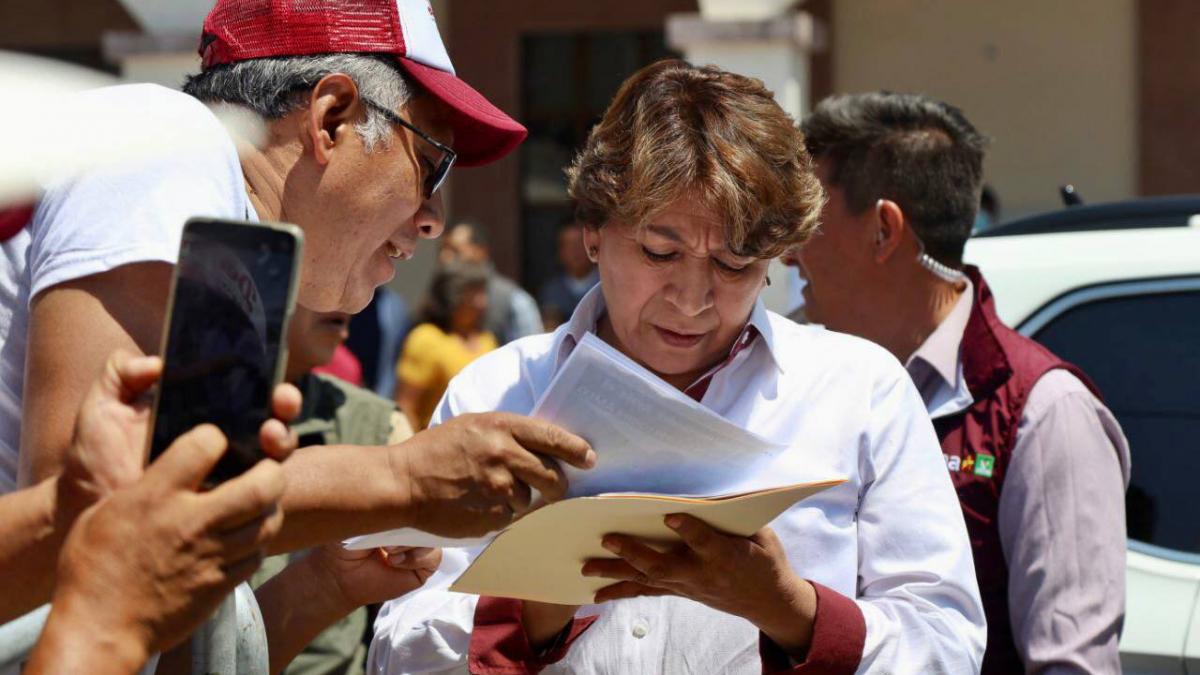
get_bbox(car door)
[1188,597,1200,675]
[1018,277,1200,675]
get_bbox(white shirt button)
[631,619,649,639]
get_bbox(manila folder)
[449,478,846,605]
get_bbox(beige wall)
[831,0,1136,219]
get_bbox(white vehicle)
[964,196,1200,675]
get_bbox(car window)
[1032,288,1200,554]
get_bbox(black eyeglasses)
[362,98,456,199]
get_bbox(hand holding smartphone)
[148,218,303,485]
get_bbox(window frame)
[1018,275,1200,337]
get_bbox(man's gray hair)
[183,53,411,152]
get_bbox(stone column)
[103,0,213,87]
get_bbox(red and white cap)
[0,204,33,242]
[199,0,526,167]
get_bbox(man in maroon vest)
[785,92,1130,674]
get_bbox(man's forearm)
[255,554,353,674]
[273,442,413,553]
[0,478,75,622]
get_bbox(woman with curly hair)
[371,60,984,674]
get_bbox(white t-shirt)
[0,83,254,493]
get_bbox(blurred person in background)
[252,305,415,675]
[440,220,542,345]
[346,287,411,398]
[395,261,496,430]
[314,342,366,387]
[787,91,1130,674]
[538,220,598,328]
[0,0,594,567]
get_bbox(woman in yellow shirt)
[395,262,498,429]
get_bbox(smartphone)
[148,218,303,484]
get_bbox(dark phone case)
[147,218,303,485]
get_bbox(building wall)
[0,0,137,70]
[439,0,696,284]
[1138,0,1200,196]
[831,0,1138,219]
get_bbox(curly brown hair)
[566,59,824,259]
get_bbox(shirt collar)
[905,279,974,388]
[553,284,784,378]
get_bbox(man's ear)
[872,199,908,263]
[303,73,364,166]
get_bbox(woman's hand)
[582,516,817,657]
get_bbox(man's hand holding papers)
[344,333,790,551]
[395,412,597,538]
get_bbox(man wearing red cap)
[0,3,594,666]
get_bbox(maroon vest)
[933,267,1099,675]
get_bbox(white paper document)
[537,333,787,496]
[344,332,788,550]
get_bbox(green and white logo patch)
[973,453,995,478]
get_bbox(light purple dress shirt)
[905,282,1132,675]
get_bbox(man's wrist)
[384,438,419,527]
[52,471,100,531]
[297,549,359,620]
[39,590,152,673]
[37,474,96,555]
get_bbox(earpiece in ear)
[873,200,888,246]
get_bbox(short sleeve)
[398,324,445,389]
[27,84,251,301]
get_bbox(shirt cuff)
[469,597,598,675]
[760,581,865,675]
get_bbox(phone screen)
[150,220,300,484]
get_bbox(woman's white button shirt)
[368,286,985,674]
